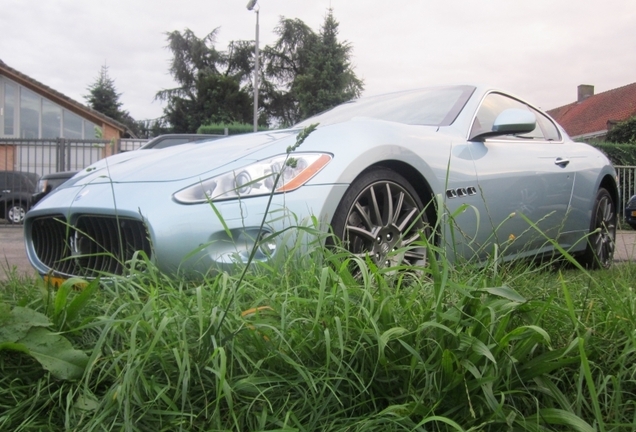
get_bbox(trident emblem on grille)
[69,231,89,257]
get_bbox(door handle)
[554,157,570,167]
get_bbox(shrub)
[197,122,268,135]
[606,116,636,144]
[590,142,636,166]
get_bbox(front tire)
[6,202,27,224]
[579,187,616,269]
[330,168,430,268]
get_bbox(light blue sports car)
[25,85,617,280]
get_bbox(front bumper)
[24,181,347,278]
[625,198,636,228]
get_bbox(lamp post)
[247,0,259,132]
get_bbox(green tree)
[85,64,124,120]
[264,10,364,125]
[606,116,636,143]
[135,117,171,138]
[262,18,318,126]
[295,9,363,119]
[156,29,253,133]
[158,9,363,130]
[85,65,140,137]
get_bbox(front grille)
[31,215,152,277]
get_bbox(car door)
[0,172,7,204]
[460,93,577,260]
[0,172,14,217]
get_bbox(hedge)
[197,122,269,135]
[590,142,636,166]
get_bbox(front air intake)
[31,215,152,278]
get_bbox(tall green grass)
[2,234,636,431]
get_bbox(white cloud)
[2,0,635,119]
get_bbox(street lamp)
[247,0,259,132]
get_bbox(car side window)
[470,93,546,140]
[533,108,561,141]
[1,173,17,191]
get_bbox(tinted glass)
[470,93,545,140]
[296,86,475,128]
[534,110,561,141]
[63,110,83,139]
[20,87,40,138]
[150,138,190,149]
[4,82,16,135]
[0,172,38,192]
[84,120,99,139]
[42,100,62,138]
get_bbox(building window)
[3,82,16,136]
[42,99,62,138]
[1,78,100,139]
[20,87,40,139]
[63,110,83,139]
[84,120,99,138]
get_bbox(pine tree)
[85,65,141,136]
[296,9,363,118]
[265,9,364,124]
[85,65,124,121]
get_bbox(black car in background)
[29,135,223,206]
[31,171,78,206]
[624,195,636,229]
[138,134,223,150]
[0,171,40,224]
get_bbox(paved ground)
[2,225,636,280]
[0,225,34,280]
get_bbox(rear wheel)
[330,168,430,268]
[579,187,616,269]
[6,202,27,224]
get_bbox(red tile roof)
[547,82,636,138]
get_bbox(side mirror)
[471,108,537,141]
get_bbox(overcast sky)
[2,0,635,121]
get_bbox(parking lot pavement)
[0,225,35,280]
[2,226,636,281]
[615,230,636,262]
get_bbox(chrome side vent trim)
[446,186,477,199]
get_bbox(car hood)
[72,130,298,185]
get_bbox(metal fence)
[615,165,636,211]
[0,138,149,177]
[119,138,149,153]
[0,138,150,226]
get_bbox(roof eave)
[0,61,126,133]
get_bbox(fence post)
[66,139,72,172]
[56,138,64,172]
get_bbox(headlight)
[173,153,332,204]
[36,179,49,193]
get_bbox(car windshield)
[296,85,475,128]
